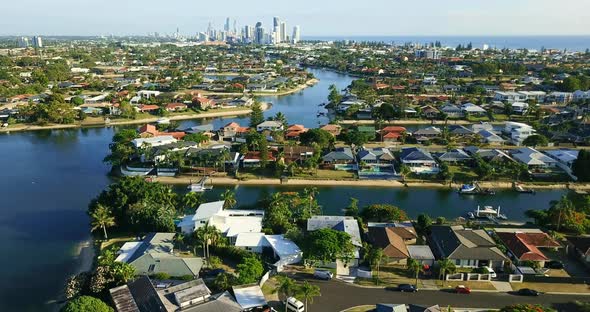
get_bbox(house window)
[455,259,461,265]
[148,264,155,273]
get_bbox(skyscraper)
[280,22,287,43]
[292,25,301,44]
[32,36,43,48]
[255,22,264,45]
[224,17,231,32]
[273,16,280,30]
[17,37,29,48]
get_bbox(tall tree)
[437,258,456,286]
[297,281,321,312]
[407,258,422,288]
[274,275,297,312]
[221,189,237,209]
[249,101,265,127]
[90,204,116,239]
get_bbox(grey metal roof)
[400,147,435,162]
[429,226,507,261]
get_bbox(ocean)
[304,35,590,52]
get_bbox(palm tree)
[407,258,422,288]
[297,281,321,312]
[221,189,237,209]
[274,112,288,128]
[90,204,116,240]
[182,192,202,211]
[194,222,222,259]
[437,258,456,286]
[274,275,297,312]
[369,248,384,285]
[399,164,412,182]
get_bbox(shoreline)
[198,78,319,97]
[153,175,590,191]
[0,102,271,133]
[73,239,95,275]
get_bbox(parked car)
[313,269,333,280]
[200,268,225,278]
[455,285,471,294]
[482,266,497,278]
[545,260,564,269]
[285,297,305,312]
[397,284,418,292]
[516,288,541,296]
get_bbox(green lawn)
[448,165,479,182]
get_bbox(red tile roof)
[381,126,407,133]
[497,232,560,261]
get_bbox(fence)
[466,273,492,281]
[259,271,271,287]
[357,268,373,279]
[509,274,523,283]
[446,273,464,281]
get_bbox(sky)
[1,0,590,37]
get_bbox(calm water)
[0,69,565,311]
[306,35,590,52]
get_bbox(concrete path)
[491,281,513,292]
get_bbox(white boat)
[156,118,170,124]
[459,184,477,193]
[471,205,507,220]
[187,177,213,193]
[120,165,154,176]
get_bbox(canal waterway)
[0,68,565,311]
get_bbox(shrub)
[61,296,113,312]
[152,272,171,280]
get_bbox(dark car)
[545,260,564,269]
[517,288,541,296]
[397,284,418,292]
[200,268,225,278]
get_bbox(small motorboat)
[187,177,213,193]
[515,184,535,194]
[458,184,477,194]
[469,205,507,220]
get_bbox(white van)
[483,266,496,278]
[313,269,333,280]
[285,297,305,312]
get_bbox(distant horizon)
[2,34,590,38]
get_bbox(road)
[305,279,589,312]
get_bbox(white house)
[234,233,303,271]
[545,149,580,179]
[461,103,487,115]
[494,91,526,103]
[178,201,264,243]
[132,135,177,148]
[511,102,529,115]
[573,90,590,102]
[503,122,535,146]
[137,90,161,99]
[518,91,546,103]
[256,120,284,132]
[511,147,557,168]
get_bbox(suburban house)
[132,136,178,148]
[464,147,515,163]
[440,104,464,118]
[110,276,242,312]
[494,91,526,103]
[357,147,395,164]
[566,236,590,264]
[477,130,506,145]
[400,147,439,173]
[421,105,440,119]
[256,120,283,132]
[380,126,407,142]
[436,149,472,163]
[285,124,308,139]
[511,102,529,115]
[234,233,303,271]
[232,285,267,311]
[448,125,474,137]
[178,201,264,244]
[413,126,442,142]
[283,145,314,164]
[115,233,203,277]
[221,122,249,141]
[367,226,411,265]
[407,245,436,266]
[322,147,355,164]
[461,103,487,116]
[307,216,362,270]
[495,229,561,267]
[544,149,580,178]
[137,90,161,99]
[428,225,508,269]
[165,103,188,112]
[511,147,558,168]
[138,124,186,140]
[241,151,277,167]
[321,124,342,137]
[503,122,536,146]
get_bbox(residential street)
[305,279,590,312]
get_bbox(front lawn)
[511,282,590,293]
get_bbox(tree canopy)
[61,296,113,312]
[361,204,408,222]
[573,149,590,182]
[302,228,354,262]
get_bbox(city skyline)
[2,0,590,36]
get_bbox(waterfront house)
[367,226,410,265]
[400,147,439,173]
[440,104,463,118]
[307,216,362,272]
[511,147,557,169]
[464,147,515,163]
[495,229,561,267]
[461,103,487,116]
[283,145,314,164]
[421,105,440,119]
[566,236,590,264]
[380,126,407,142]
[448,125,474,137]
[132,135,178,148]
[137,90,161,99]
[413,126,442,141]
[544,149,579,179]
[222,122,249,141]
[241,151,277,167]
[503,122,536,146]
[178,201,264,244]
[321,124,342,137]
[285,124,307,140]
[165,102,188,112]
[436,148,471,163]
[256,120,283,132]
[138,104,160,113]
[357,147,395,164]
[428,225,508,269]
[322,147,355,164]
[115,233,204,277]
[407,245,436,266]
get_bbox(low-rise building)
[400,147,439,173]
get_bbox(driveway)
[305,279,589,312]
[544,249,589,277]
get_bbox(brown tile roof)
[368,227,409,259]
[496,232,560,261]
